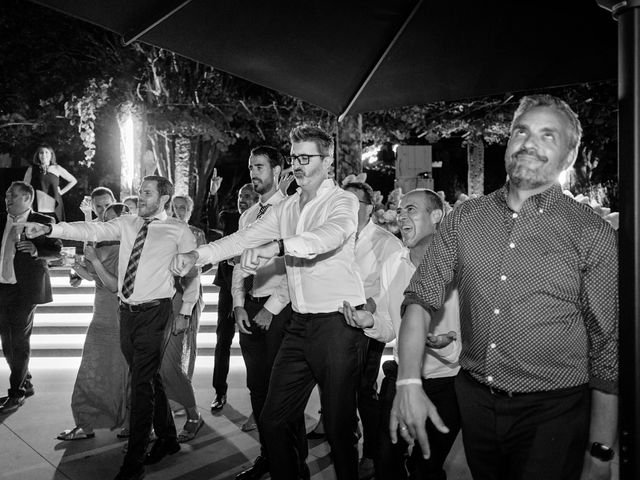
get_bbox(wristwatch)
[590,442,614,462]
[45,223,53,235]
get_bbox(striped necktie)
[243,203,271,295]
[121,217,155,299]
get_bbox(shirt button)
[494,308,500,315]
[500,275,507,281]
[490,343,496,349]
[509,242,515,248]
[487,376,494,382]
[512,213,518,219]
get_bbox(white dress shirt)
[366,246,461,379]
[355,220,404,341]
[0,210,31,284]
[231,190,289,314]
[196,179,365,314]
[49,211,197,314]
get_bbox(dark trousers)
[212,286,235,396]
[455,370,590,480]
[0,285,36,398]
[119,299,176,468]
[376,361,461,480]
[240,297,291,457]
[260,312,367,480]
[359,337,385,459]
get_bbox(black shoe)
[143,437,180,465]
[22,380,35,398]
[113,464,145,480]
[235,455,269,480]
[210,393,227,412]
[0,396,25,414]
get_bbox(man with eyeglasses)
[171,124,367,480]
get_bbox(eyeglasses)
[285,153,325,166]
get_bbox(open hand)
[254,308,273,331]
[339,300,374,329]
[278,170,295,195]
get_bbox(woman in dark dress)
[24,145,77,222]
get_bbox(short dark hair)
[10,181,35,200]
[251,146,284,170]
[344,182,375,205]
[32,145,57,166]
[142,175,174,199]
[406,188,445,223]
[289,124,334,157]
[91,186,115,200]
[104,202,130,218]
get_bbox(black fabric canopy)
[26,2,640,479]
[32,0,616,116]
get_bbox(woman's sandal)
[57,426,95,441]
[177,414,204,443]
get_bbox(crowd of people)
[0,94,618,480]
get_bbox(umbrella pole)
[615,1,640,479]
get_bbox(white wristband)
[395,378,422,387]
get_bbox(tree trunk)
[173,135,191,196]
[335,114,362,183]
[467,137,484,196]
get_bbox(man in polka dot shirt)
[390,94,618,480]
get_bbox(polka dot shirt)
[403,183,618,394]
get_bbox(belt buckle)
[489,385,513,398]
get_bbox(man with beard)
[391,95,618,480]
[24,176,198,480]
[232,146,294,480]
[171,124,367,480]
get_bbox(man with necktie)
[231,146,293,480]
[24,175,198,480]
[0,181,61,414]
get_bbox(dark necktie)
[244,203,271,295]
[122,217,155,299]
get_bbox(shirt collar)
[500,182,564,212]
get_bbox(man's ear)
[160,194,171,209]
[274,165,282,182]
[431,208,444,225]
[323,156,334,171]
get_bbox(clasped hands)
[169,240,279,277]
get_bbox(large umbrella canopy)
[32,0,616,117]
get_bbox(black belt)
[119,298,169,312]
[246,293,269,305]
[463,370,528,398]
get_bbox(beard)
[506,148,551,190]
[252,178,273,195]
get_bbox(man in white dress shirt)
[171,125,367,480]
[25,176,198,480]
[341,189,461,479]
[342,181,404,478]
[232,146,295,480]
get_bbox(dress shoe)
[0,395,25,414]
[22,379,35,398]
[210,393,227,412]
[143,437,180,465]
[113,464,145,480]
[235,455,269,480]
[358,457,375,480]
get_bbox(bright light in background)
[122,113,135,193]
[362,145,381,164]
